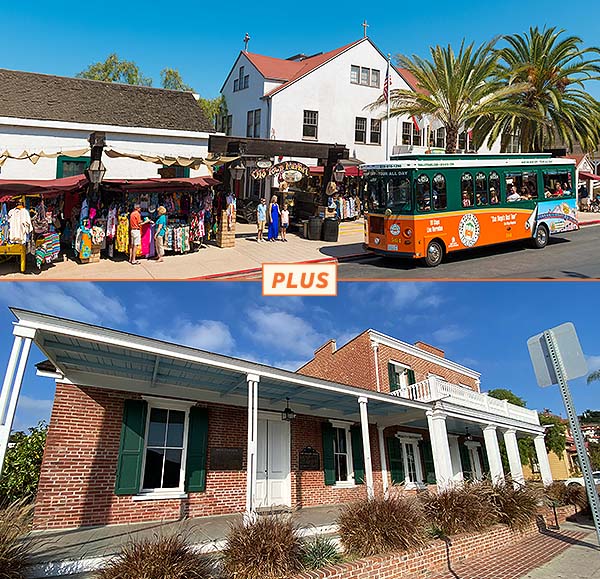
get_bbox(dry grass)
[419,482,498,536]
[221,515,304,579]
[489,482,542,531]
[337,494,428,557]
[544,481,568,505]
[564,484,589,510]
[0,499,34,579]
[95,534,210,579]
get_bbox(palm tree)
[481,27,600,153]
[587,370,600,384]
[369,40,529,153]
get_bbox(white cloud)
[347,283,443,312]
[431,325,468,344]
[586,355,600,372]
[0,283,127,326]
[158,320,235,354]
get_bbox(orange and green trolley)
[362,154,578,267]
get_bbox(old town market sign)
[251,160,310,183]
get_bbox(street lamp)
[86,131,107,190]
[230,159,246,181]
[281,398,296,422]
[333,161,346,183]
[85,158,106,186]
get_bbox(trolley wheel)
[424,239,444,267]
[532,224,549,249]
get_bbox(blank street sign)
[527,322,588,388]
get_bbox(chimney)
[313,339,336,358]
[414,341,445,358]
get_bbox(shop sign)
[256,158,273,169]
[251,160,310,181]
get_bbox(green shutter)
[459,443,472,479]
[480,446,490,476]
[322,422,336,486]
[388,363,399,391]
[420,439,436,484]
[185,407,209,492]
[115,399,147,495]
[386,436,405,484]
[407,369,416,385]
[350,425,365,484]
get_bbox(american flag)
[383,71,391,102]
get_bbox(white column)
[534,434,553,486]
[245,374,260,522]
[448,435,464,482]
[426,408,454,489]
[503,429,525,486]
[0,326,35,475]
[358,397,374,499]
[378,425,389,494]
[483,425,505,484]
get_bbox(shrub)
[564,484,589,510]
[489,482,541,530]
[0,499,33,579]
[419,482,498,536]
[337,494,428,557]
[95,534,210,579]
[544,481,568,505]
[301,535,342,570]
[221,515,304,579]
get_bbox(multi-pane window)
[233,66,249,92]
[370,119,381,144]
[333,427,350,483]
[458,131,471,152]
[436,127,446,149]
[246,109,261,138]
[355,117,367,143]
[303,110,318,139]
[142,408,186,491]
[501,132,520,153]
[58,157,89,178]
[350,66,380,87]
[402,122,421,146]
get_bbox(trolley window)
[543,170,573,198]
[432,173,447,210]
[416,174,431,212]
[475,172,488,206]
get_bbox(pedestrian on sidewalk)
[256,197,267,242]
[154,206,167,262]
[129,203,142,265]
[281,204,289,242]
[267,195,280,242]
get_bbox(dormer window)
[233,66,249,92]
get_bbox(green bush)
[301,535,342,570]
[0,423,47,505]
[489,482,541,530]
[95,534,210,579]
[419,482,498,536]
[221,515,304,579]
[0,499,33,579]
[337,495,428,557]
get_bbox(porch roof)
[11,308,430,422]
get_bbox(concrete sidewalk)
[0,220,368,280]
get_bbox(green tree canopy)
[487,388,526,407]
[160,68,194,92]
[0,422,47,505]
[199,95,227,130]
[77,53,153,86]
[479,27,600,153]
[369,39,530,153]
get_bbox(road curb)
[579,219,600,227]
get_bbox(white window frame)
[389,360,413,393]
[329,419,356,487]
[303,110,318,140]
[371,69,380,88]
[350,65,360,84]
[369,119,381,145]
[394,432,424,489]
[355,117,367,143]
[135,396,195,501]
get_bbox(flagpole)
[386,53,391,161]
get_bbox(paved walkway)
[0,221,367,280]
[431,522,597,579]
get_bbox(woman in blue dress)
[267,195,280,241]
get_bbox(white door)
[255,417,291,508]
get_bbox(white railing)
[391,377,539,426]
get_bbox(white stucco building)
[220,37,441,164]
[0,69,215,181]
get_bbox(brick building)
[1,310,552,532]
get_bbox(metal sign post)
[528,323,600,545]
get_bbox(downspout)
[372,341,381,392]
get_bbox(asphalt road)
[338,225,600,280]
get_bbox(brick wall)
[33,383,387,530]
[299,331,479,393]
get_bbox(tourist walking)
[256,197,267,242]
[129,203,142,264]
[267,195,280,242]
[154,206,167,262]
[281,204,289,242]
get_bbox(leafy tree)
[160,68,194,92]
[77,53,153,86]
[199,95,227,130]
[579,409,600,423]
[480,27,600,153]
[0,422,47,505]
[487,388,526,407]
[369,40,529,153]
[538,414,567,457]
[589,442,600,470]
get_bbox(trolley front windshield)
[365,170,413,213]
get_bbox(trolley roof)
[362,154,576,171]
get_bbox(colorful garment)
[0,203,9,245]
[35,233,60,269]
[79,227,92,259]
[115,215,129,253]
[267,203,280,240]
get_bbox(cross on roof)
[243,33,250,52]
[362,20,369,38]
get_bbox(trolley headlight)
[403,228,413,238]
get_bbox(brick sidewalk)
[431,529,588,579]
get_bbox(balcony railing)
[390,377,539,425]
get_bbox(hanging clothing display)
[35,233,60,269]
[0,203,9,245]
[140,221,155,258]
[115,214,129,253]
[8,206,32,244]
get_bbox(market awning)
[0,174,88,202]
[579,171,600,181]
[102,176,220,192]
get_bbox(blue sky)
[3,1,599,99]
[0,281,599,432]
